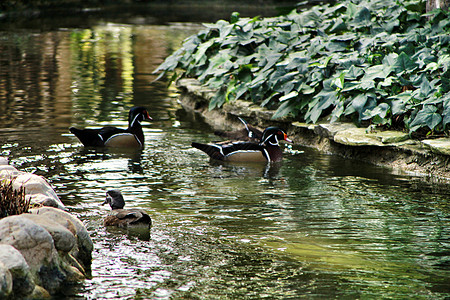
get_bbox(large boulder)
[13,173,65,210]
[0,262,12,298]
[21,214,76,253]
[0,163,65,210]
[0,209,93,297]
[0,244,35,298]
[0,157,8,165]
[0,216,64,294]
[30,207,93,274]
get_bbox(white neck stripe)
[263,148,270,162]
[262,133,279,146]
[130,113,141,128]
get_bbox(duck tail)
[69,127,104,147]
[191,142,225,160]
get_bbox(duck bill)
[101,195,110,206]
[283,133,293,144]
[144,110,153,121]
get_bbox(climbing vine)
[156,0,450,136]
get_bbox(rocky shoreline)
[177,78,450,180]
[0,157,92,298]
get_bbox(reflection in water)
[0,22,449,300]
[104,224,151,241]
[208,159,282,179]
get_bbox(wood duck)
[69,106,152,148]
[192,127,292,163]
[101,189,152,228]
[214,117,263,142]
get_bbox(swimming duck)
[214,117,263,142]
[101,189,152,228]
[192,127,292,163]
[69,106,152,148]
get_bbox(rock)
[314,125,409,145]
[31,284,51,298]
[21,215,76,253]
[314,123,357,139]
[223,99,253,117]
[0,262,12,298]
[369,130,410,144]
[0,209,93,297]
[30,207,93,274]
[177,78,215,100]
[251,105,276,121]
[0,163,64,209]
[421,138,450,156]
[32,194,64,209]
[0,157,8,165]
[0,165,21,178]
[0,216,65,294]
[0,244,35,297]
[291,122,312,130]
[13,173,65,209]
[334,128,384,146]
[0,159,93,297]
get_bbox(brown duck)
[101,189,152,228]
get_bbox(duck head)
[102,189,126,210]
[128,106,152,129]
[259,127,293,146]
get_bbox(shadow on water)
[0,6,449,300]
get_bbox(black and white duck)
[70,106,152,148]
[192,127,292,163]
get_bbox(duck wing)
[116,209,152,226]
[70,126,131,147]
[114,209,142,220]
[98,126,129,141]
[246,124,263,140]
[214,118,263,141]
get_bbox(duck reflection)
[71,147,144,174]
[104,225,151,241]
[208,160,282,180]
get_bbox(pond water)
[0,12,449,300]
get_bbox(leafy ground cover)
[156,0,450,136]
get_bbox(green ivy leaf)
[442,94,450,128]
[279,91,298,102]
[155,2,450,134]
[354,7,372,26]
[361,103,389,120]
[390,99,407,115]
[329,17,348,34]
[393,52,418,75]
[409,105,442,132]
[272,99,296,119]
[345,66,364,80]
[442,69,450,93]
